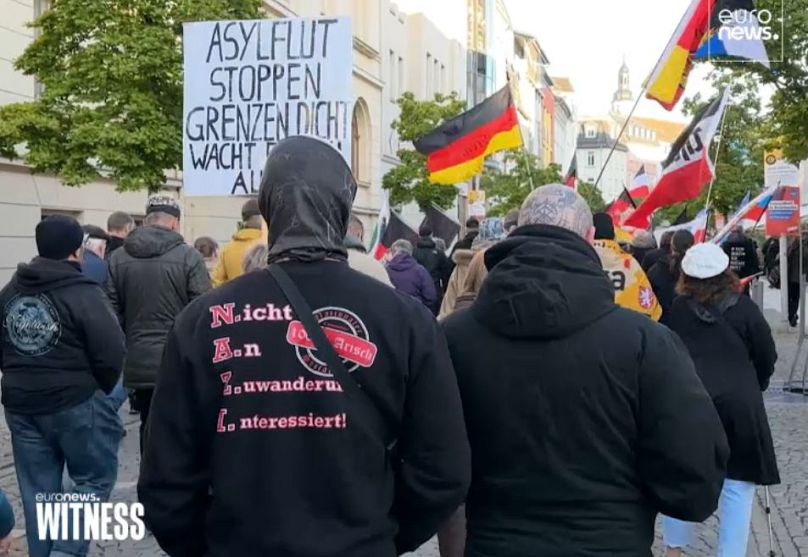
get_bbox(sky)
[505,0,715,122]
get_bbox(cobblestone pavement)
[1,331,807,556]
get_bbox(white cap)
[681,243,729,279]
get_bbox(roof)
[551,76,574,93]
[577,132,628,152]
[629,117,685,144]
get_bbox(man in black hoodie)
[1,215,125,557]
[108,196,211,451]
[413,224,451,312]
[139,136,470,557]
[441,184,729,557]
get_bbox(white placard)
[183,18,353,196]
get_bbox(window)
[398,56,404,95]
[587,152,595,167]
[434,59,440,94]
[440,64,446,93]
[388,50,396,101]
[351,100,372,187]
[585,127,595,138]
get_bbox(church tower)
[612,57,634,116]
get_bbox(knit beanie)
[36,215,84,260]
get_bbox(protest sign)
[764,149,799,189]
[183,18,353,196]
[766,186,800,237]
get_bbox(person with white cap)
[662,242,779,557]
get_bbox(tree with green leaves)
[577,181,607,213]
[382,92,467,210]
[0,0,261,191]
[480,151,563,216]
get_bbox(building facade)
[0,0,396,281]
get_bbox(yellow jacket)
[593,240,662,321]
[212,228,263,287]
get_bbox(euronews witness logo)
[35,493,145,542]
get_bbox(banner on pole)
[765,186,800,237]
[182,18,353,197]
[764,149,799,189]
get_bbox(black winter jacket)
[666,294,779,485]
[441,225,729,557]
[0,258,125,414]
[722,233,761,279]
[647,255,679,323]
[108,225,210,389]
[413,237,451,291]
[641,247,668,272]
[138,261,470,557]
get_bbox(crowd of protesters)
[0,136,784,557]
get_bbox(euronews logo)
[717,8,774,42]
[35,493,145,542]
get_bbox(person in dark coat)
[105,211,134,259]
[386,239,438,311]
[442,183,728,557]
[107,196,211,452]
[786,232,808,327]
[1,216,125,557]
[413,224,451,309]
[138,136,470,557]
[722,226,761,280]
[630,230,656,267]
[81,224,110,288]
[641,230,673,272]
[648,230,694,323]
[662,242,779,557]
[453,218,480,253]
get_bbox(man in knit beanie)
[0,215,125,557]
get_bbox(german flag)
[645,0,714,110]
[414,86,523,185]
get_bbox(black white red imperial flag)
[625,89,730,228]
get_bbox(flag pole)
[703,103,731,211]
[593,0,694,191]
[592,93,644,190]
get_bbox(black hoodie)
[139,137,470,557]
[0,258,125,414]
[441,225,729,557]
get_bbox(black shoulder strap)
[266,264,397,450]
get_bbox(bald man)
[441,184,728,557]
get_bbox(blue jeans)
[5,391,122,557]
[662,479,756,557]
[106,379,128,412]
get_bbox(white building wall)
[576,147,628,203]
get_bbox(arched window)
[351,99,371,186]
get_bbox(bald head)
[518,183,594,239]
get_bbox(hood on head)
[13,257,95,294]
[452,248,474,266]
[417,237,436,249]
[259,136,356,263]
[473,225,616,339]
[124,225,185,259]
[232,227,262,242]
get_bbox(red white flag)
[624,89,730,228]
